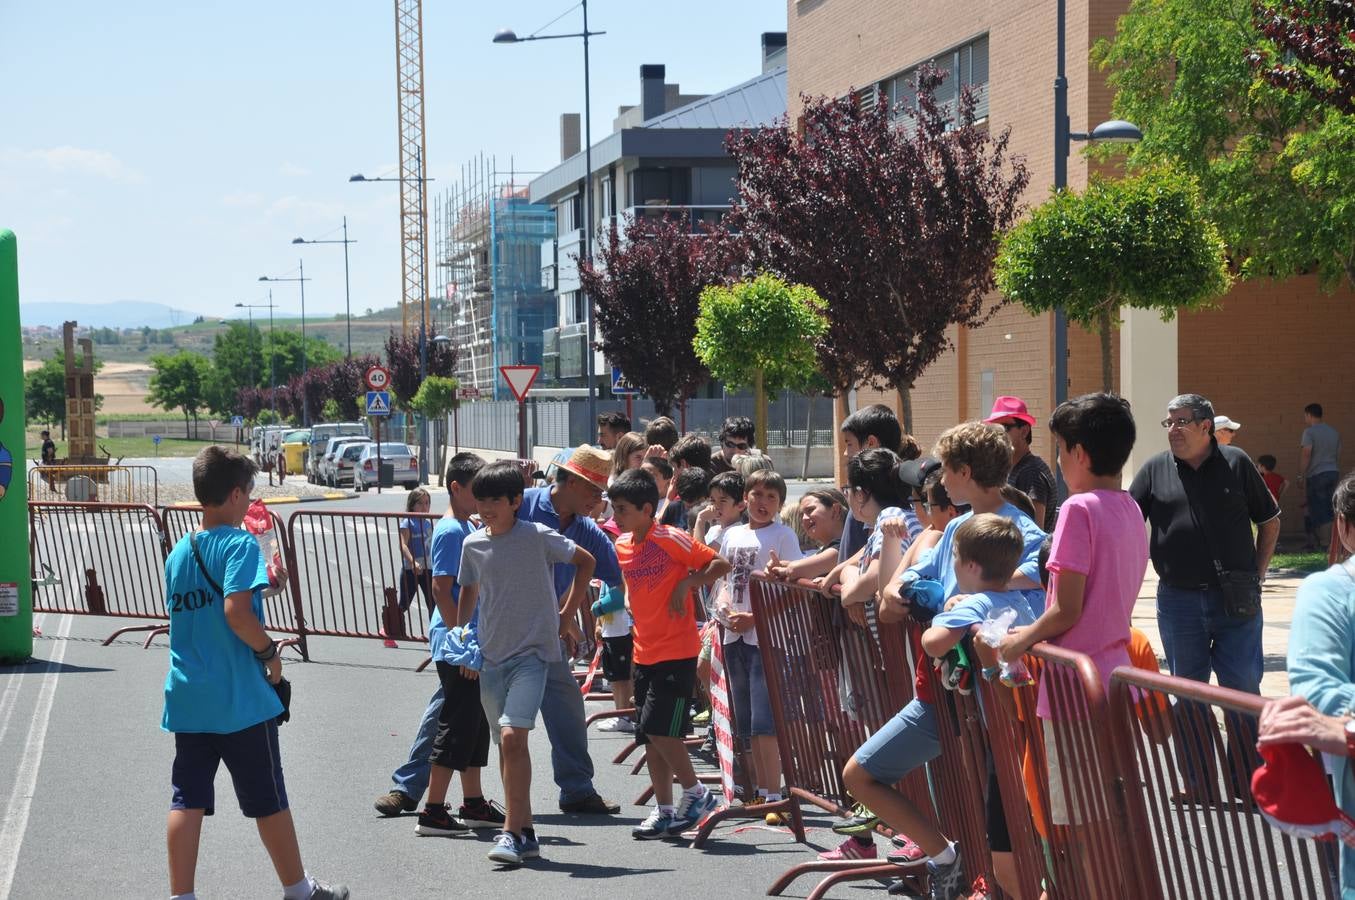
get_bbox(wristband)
[253,641,278,662]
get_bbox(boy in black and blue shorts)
[162,446,345,900]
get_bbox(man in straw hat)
[515,445,625,814]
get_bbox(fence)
[27,464,159,505]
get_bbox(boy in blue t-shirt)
[162,446,345,900]
[414,452,505,837]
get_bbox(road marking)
[0,614,45,749]
[0,613,71,898]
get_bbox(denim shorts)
[479,653,549,742]
[724,638,774,738]
[853,698,940,785]
[171,719,288,818]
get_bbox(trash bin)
[378,461,395,488]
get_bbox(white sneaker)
[597,716,636,733]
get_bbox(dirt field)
[23,360,157,415]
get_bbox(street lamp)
[351,159,437,482]
[235,296,278,417]
[259,262,312,425]
[1052,0,1142,413]
[494,2,606,430]
[293,218,357,358]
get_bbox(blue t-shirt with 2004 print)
[161,526,283,734]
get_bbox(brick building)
[788,0,1352,534]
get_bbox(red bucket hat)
[1251,742,1355,848]
[983,396,1036,428]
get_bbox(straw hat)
[561,445,611,489]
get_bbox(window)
[879,34,989,126]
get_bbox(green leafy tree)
[263,330,341,387]
[148,350,211,435]
[410,375,460,484]
[1093,0,1355,291]
[996,169,1232,391]
[693,274,828,450]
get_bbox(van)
[307,422,367,483]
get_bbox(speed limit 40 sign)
[364,365,391,391]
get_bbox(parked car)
[329,442,369,488]
[353,442,420,491]
[318,436,373,486]
[307,422,367,483]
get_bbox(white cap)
[1213,415,1242,432]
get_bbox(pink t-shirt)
[1038,489,1149,717]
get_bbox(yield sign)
[499,365,540,403]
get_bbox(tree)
[724,69,1030,429]
[263,330,341,387]
[1252,0,1355,114]
[996,169,1233,390]
[1094,0,1355,292]
[212,321,266,396]
[410,375,460,484]
[693,274,828,451]
[148,351,210,434]
[577,215,736,416]
[321,355,382,421]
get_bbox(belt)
[1162,581,1217,592]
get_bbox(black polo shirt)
[1129,442,1280,588]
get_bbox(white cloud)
[222,191,265,208]
[265,194,345,221]
[280,162,311,177]
[0,146,144,183]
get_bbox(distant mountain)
[20,301,198,329]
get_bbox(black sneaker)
[927,846,965,900]
[374,790,418,816]
[304,880,350,900]
[559,792,620,814]
[459,798,507,828]
[414,803,470,836]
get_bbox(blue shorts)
[853,699,940,785]
[479,653,549,742]
[724,639,774,738]
[171,719,288,818]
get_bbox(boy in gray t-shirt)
[456,461,595,867]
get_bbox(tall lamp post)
[235,296,278,417]
[351,161,437,482]
[1052,0,1142,414]
[494,2,606,430]
[293,218,357,358]
[259,263,312,425]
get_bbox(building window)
[878,34,989,126]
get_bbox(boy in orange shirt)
[610,468,732,839]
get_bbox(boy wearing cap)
[985,395,1058,533]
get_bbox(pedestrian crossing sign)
[365,391,391,416]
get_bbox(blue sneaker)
[926,845,965,900]
[667,787,720,835]
[487,831,524,865]
[632,807,677,840]
[519,829,540,859]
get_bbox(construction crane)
[394,0,429,338]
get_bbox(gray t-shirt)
[1302,422,1342,477]
[458,519,577,665]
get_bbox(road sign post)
[611,366,641,424]
[499,366,540,460]
[366,390,391,493]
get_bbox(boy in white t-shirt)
[716,468,802,822]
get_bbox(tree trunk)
[801,394,814,480]
[1098,305,1115,393]
[753,369,769,454]
[894,383,914,435]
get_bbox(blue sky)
[1,1,786,323]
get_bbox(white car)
[353,442,420,491]
[329,442,369,488]
[318,436,372,487]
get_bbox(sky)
[0,1,787,323]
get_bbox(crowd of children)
[165,393,1170,899]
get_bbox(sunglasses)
[1160,416,1203,430]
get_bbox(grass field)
[1270,551,1329,574]
[22,432,224,460]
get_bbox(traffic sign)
[209,419,220,429]
[610,366,641,396]
[364,365,391,391]
[498,365,540,403]
[456,386,482,401]
[365,390,392,416]
[152,435,162,445]
[230,415,244,427]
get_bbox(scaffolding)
[435,154,555,399]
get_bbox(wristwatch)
[1345,718,1355,757]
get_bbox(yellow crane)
[393,0,428,338]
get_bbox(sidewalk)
[1131,567,1299,698]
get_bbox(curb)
[261,492,355,505]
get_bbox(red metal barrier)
[28,501,169,644]
[1109,667,1337,900]
[285,509,438,645]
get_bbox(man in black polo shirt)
[1129,393,1280,695]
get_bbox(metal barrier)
[1109,667,1337,900]
[28,501,169,644]
[28,464,159,505]
[285,509,438,645]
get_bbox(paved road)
[1,613,841,899]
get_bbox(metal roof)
[641,66,787,130]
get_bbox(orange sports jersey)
[616,523,717,665]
